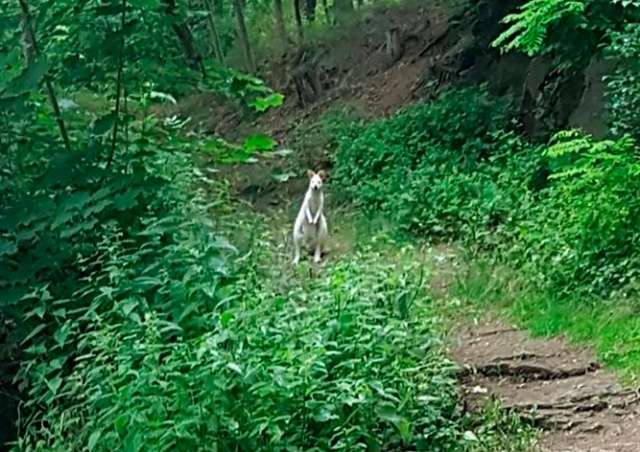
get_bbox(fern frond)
[492,0,586,56]
[546,131,591,158]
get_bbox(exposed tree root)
[457,361,601,381]
[489,352,558,362]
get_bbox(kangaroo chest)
[306,193,322,216]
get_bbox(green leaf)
[463,431,479,442]
[149,90,177,104]
[220,311,233,328]
[21,324,47,345]
[243,134,276,152]
[92,112,118,136]
[46,376,62,395]
[26,304,46,319]
[0,238,18,257]
[53,322,72,348]
[250,92,284,112]
[7,57,49,94]
[121,299,138,316]
[375,402,401,423]
[397,418,411,441]
[312,407,336,423]
[131,276,163,291]
[227,362,243,375]
[113,190,139,210]
[88,431,102,451]
[65,191,91,211]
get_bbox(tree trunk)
[203,0,225,65]
[273,0,288,49]
[163,0,206,76]
[232,0,255,72]
[333,0,353,22]
[18,0,71,152]
[385,26,401,64]
[289,45,321,106]
[303,0,317,22]
[293,0,304,43]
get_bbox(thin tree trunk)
[232,0,255,72]
[333,0,353,23]
[105,0,127,171]
[303,0,316,22]
[203,0,225,65]
[273,0,287,49]
[18,0,71,152]
[293,0,303,43]
[334,0,353,11]
[163,0,206,76]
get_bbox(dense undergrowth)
[14,206,469,450]
[8,0,640,449]
[330,86,640,300]
[1,10,532,451]
[327,82,640,381]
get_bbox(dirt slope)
[166,0,608,145]
[453,321,640,451]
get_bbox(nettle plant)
[15,224,468,451]
[0,0,282,449]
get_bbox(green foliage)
[492,0,586,56]
[487,0,640,298]
[0,0,284,449]
[513,131,640,296]
[331,88,542,247]
[605,23,640,139]
[330,85,640,298]
[491,0,640,69]
[15,221,469,451]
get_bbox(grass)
[452,258,640,386]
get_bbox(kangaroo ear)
[317,170,326,179]
[307,169,315,178]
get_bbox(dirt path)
[451,320,640,451]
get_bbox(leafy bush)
[15,220,468,451]
[329,87,640,297]
[513,131,640,296]
[606,23,640,140]
[331,88,542,246]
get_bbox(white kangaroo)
[292,169,328,265]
